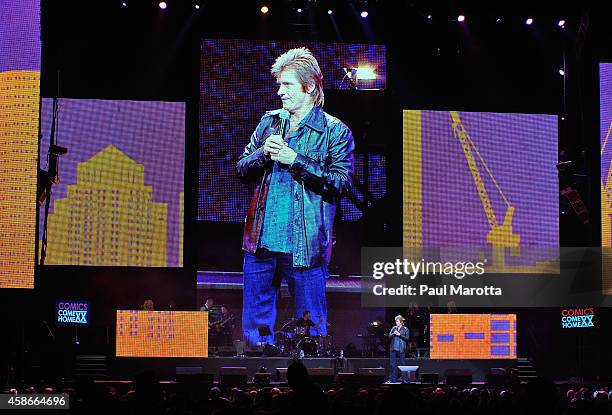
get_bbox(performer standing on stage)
[387,315,410,383]
[237,47,354,345]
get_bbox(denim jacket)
[237,106,354,268]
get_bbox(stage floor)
[111,356,516,383]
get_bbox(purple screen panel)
[39,99,185,267]
[601,63,612,247]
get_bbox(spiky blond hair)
[271,47,324,107]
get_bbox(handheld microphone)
[277,109,290,138]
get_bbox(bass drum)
[297,337,318,357]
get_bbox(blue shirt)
[259,108,314,253]
[238,105,355,267]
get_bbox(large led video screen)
[199,39,386,222]
[403,110,558,273]
[39,99,185,267]
[116,310,208,358]
[0,0,41,288]
[601,63,612,294]
[430,314,517,359]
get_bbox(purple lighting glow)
[361,10,368,18]
[158,1,167,9]
[457,14,465,23]
[525,17,534,25]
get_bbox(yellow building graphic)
[45,144,167,266]
[0,71,39,288]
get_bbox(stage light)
[194,4,200,9]
[457,14,465,23]
[525,17,534,25]
[427,14,432,20]
[158,1,167,9]
[328,9,333,15]
[297,8,302,13]
[558,19,566,28]
[260,5,269,14]
[361,10,368,18]
[353,67,376,80]
[496,17,502,23]
[121,1,127,7]
[559,69,565,76]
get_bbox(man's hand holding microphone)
[263,134,297,165]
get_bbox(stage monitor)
[398,365,419,382]
[600,63,612,294]
[403,110,558,273]
[0,0,40,288]
[116,310,208,358]
[56,300,90,326]
[429,314,517,359]
[198,39,386,223]
[39,99,185,267]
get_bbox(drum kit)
[273,317,334,357]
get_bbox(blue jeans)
[389,350,406,382]
[242,250,328,346]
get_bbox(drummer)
[295,310,320,337]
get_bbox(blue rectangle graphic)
[437,334,454,342]
[491,333,510,343]
[464,332,485,339]
[491,346,510,356]
[491,320,510,331]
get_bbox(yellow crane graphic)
[450,111,520,270]
[402,109,559,273]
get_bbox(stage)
[111,356,517,383]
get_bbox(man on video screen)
[237,47,354,345]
